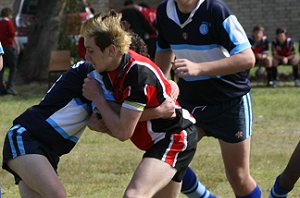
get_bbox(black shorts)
[2,124,60,184]
[179,93,253,143]
[143,125,198,182]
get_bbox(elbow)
[243,50,256,70]
[117,135,130,142]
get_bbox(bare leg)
[19,181,41,198]
[124,158,178,198]
[219,138,257,196]
[278,141,300,190]
[7,154,66,198]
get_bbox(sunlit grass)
[0,82,299,197]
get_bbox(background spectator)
[271,27,300,87]
[136,2,157,59]
[0,7,20,95]
[249,25,273,85]
[120,0,156,58]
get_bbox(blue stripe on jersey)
[223,15,251,55]
[46,118,79,142]
[242,93,252,138]
[89,70,115,101]
[171,44,220,51]
[74,98,90,113]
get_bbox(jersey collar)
[166,0,205,28]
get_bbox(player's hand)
[172,58,200,77]
[82,75,103,101]
[87,112,110,132]
[168,80,179,101]
[159,97,176,118]
[282,57,288,64]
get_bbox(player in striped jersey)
[81,11,198,197]
[2,33,175,197]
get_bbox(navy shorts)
[178,93,253,143]
[2,125,60,184]
[143,125,198,182]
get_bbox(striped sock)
[269,176,292,198]
[181,167,216,198]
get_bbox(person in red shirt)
[0,7,20,95]
[271,27,300,87]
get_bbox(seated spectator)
[0,42,3,71]
[271,27,300,87]
[249,25,272,84]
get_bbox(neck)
[176,0,199,13]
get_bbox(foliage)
[0,82,300,197]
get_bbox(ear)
[107,44,118,57]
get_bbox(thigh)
[8,154,64,197]
[219,137,251,176]
[125,157,178,197]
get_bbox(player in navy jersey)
[249,25,273,85]
[155,0,261,197]
[271,27,300,87]
[2,34,176,197]
[80,10,198,197]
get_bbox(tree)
[17,0,66,82]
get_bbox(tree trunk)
[18,0,65,82]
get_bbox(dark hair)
[252,25,264,33]
[276,27,287,35]
[130,32,149,57]
[138,2,149,8]
[124,0,134,6]
[1,7,13,17]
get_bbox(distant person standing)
[0,42,3,71]
[120,0,156,58]
[0,7,20,95]
[271,27,300,87]
[136,2,158,59]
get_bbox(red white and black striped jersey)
[104,50,196,150]
[272,38,295,57]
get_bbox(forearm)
[93,96,127,140]
[155,50,175,76]
[198,48,255,76]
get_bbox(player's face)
[84,36,111,73]
[253,30,263,41]
[276,33,287,44]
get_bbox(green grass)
[0,82,300,197]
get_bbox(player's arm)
[172,48,255,78]
[155,49,176,77]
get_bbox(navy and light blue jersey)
[156,0,251,105]
[12,61,112,156]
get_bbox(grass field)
[0,80,299,198]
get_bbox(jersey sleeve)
[210,0,251,55]
[156,4,171,51]
[122,64,168,112]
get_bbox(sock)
[236,184,261,198]
[269,176,292,198]
[181,167,216,198]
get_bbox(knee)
[124,188,146,198]
[42,185,66,198]
[225,169,251,187]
